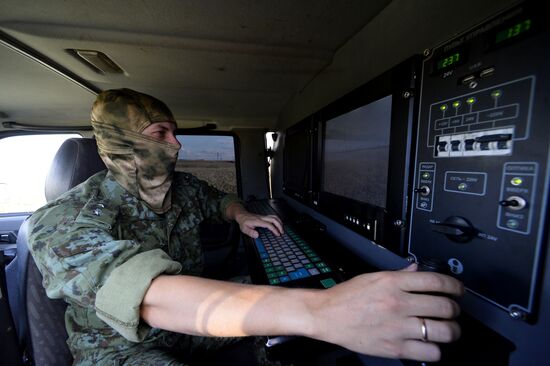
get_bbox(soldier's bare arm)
[140,265,463,362]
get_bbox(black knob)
[418,257,451,275]
[499,199,519,207]
[432,216,477,243]
[414,186,431,196]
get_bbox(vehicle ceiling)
[0,0,391,132]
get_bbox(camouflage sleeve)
[28,195,182,342]
[189,175,242,222]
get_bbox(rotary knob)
[431,216,477,243]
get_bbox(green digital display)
[495,19,532,44]
[436,52,461,71]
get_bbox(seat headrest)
[45,138,106,202]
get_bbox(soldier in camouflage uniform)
[28,89,283,365]
[28,89,465,366]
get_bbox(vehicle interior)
[1,0,549,365]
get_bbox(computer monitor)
[323,95,392,209]
[313,57,420,254]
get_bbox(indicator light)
[511,177,523,186]
[466,97,476,105]
[440,104,448,111]
[491,90,502,98]
[458,183,468,191]
[422,172,431,179]
[452,101,461,108]
[506,219,520,229]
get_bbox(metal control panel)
[408,2,549,320]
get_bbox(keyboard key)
[279,276,291,283]
[320,278,337,289]
[308,268,320,276]
[289,268,311,280]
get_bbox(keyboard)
[247,199,339,289]
[255,227,335,286]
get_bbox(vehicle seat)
[14,138,106,366]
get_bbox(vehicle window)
[0,134,81,214]
[265,131,277,198]
[176,135,237,194]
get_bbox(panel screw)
[402,91,412,99]
[469,81,478,89]
[423,48,431,57]
[509,308,527,320]
[394,219,405,228]
[406,255,416,263]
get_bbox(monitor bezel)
[312,57,420,254]
[282,116,313,204]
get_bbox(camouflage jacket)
[27,170,239,362]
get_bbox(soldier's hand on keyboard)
[307,263,464,362]
[234,212,284,238]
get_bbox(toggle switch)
[499,196,527,211]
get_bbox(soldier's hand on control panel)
[309,263,464,362]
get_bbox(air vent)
[68,49,124,74]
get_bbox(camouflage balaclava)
[91,88,180,214]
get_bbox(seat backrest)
[15,138,105,366]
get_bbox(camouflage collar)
[99,172,182,220]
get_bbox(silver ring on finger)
[420,318,428,342]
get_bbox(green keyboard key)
[320,278,337,289]
[269,278,281,285]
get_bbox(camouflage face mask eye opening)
[91,89,180,214]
